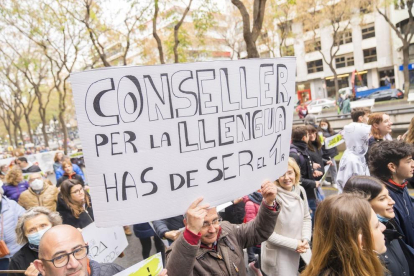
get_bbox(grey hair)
[15,207,62,245]
[304,115,316,126]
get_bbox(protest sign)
[70,58,296,227]
[324,133,344,149]
[114,253,163,276]
[82,222,128,263]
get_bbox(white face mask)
[30,179,44,191]
[321,126,328,130]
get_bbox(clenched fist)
[261,180,277,206]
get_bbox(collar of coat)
[385,179,408,191]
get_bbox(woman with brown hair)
[306,125,331,181]
[56,179,94,229]
[301,193,386,276]
[368,112,393,145]
[3,168,29,202]
[56,160,84,187]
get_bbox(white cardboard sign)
[70,58,296,227]
[82,222,128,263]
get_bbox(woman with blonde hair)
[261,157,312,276]
[301,193,386,276]
[3,168,29,202]
[9,207,62,276]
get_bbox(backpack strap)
[290,147,305,166]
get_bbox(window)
[335,29,353,46]
[307,59,323,74]
[305,39,321,53]
[362,24,375,39]
[335,54,354,68]
[363,48,377,63]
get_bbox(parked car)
[367,89,404,101]
[304,98,336,109]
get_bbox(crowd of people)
[0,107,412,276]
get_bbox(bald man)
[33,225,124,276]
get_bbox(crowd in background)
[0,108,412,276]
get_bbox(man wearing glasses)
[165,180,280,276]
[33,224,124,276]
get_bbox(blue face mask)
[27,226,51,246]
[376,214,390,223]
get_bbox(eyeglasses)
[71,188,84,195]
[41,245,89,268]
[202,218,222,229]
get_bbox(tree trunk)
[59,111,68,154]
[153,0,165,64]
[13,126,18,148]
[24,114,34,143]
[245,37,260,58]
[403,45,410,99]
[39,107,49,147]
[334,72,339,100]
[18,125,24,145]
[173,0,193,63]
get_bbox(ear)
[183,218,187,227]
[358,233,363,250]
[387,162,396,174]
[373,122,379,129]
[34,260,46,275]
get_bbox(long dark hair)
[319,119,334,135]
[343,176,384,201]
[306,125,322,151]
[60,179,90,219]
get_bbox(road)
[293,99,413,121]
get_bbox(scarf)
[28,243,39,252]
[376,214,390,223]
[388,178,408,189]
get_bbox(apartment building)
[257,3,413,101]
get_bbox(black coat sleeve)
[153,219,171,239]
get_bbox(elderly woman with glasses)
[56,179,94,229]
[8,207,62,276]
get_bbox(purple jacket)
[3,181,29,202]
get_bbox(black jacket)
[57,173,85,187]
[384,180,414,249]
[56,194,94,229]
[153,215,185,243]
[21,165,41,174]
[308,141,327,180]
[289,141,316,200]
[380,219,414,276]
[8,244,37,276]
[219,201,246,224]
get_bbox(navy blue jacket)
[384,180,414,248]
[133,223,155,239]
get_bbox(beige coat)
[18,183,59,211]
[261,185,312,276]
